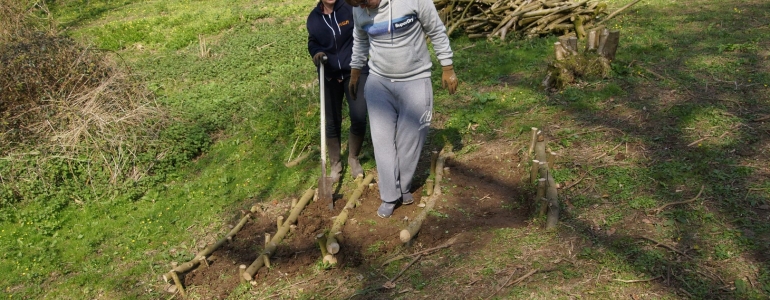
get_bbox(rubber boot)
[347,133,365,179]
[327,137,342,183]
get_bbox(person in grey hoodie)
[307,0,370,182]
[344,0,458,218]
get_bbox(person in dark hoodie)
[307,0,370,183]
[345,0,458,218]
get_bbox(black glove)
[313,52,327,66]
[349,68,361,101]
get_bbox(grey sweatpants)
[364,74,433,203]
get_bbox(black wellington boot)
[347,133,364,179]
[327,137,342,183]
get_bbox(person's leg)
[394,78,433,204]
[344,74,368,178]
[364,74,400,217]
[325,78,345,182]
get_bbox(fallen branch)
[648,185,705,215]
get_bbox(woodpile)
[437,0,639,40]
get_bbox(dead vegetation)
[0,0,167,188]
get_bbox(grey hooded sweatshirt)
[349,0,453,81]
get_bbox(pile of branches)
[438,0,635,40]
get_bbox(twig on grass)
[648,185,705,215]
[591,141,624,161]
[323,279,347,298]
[505,268,540,287]
[687,136,711,147]
[485,268,518,300]
[382,255,422,289]
[639,236,690,258]
[381,235,459,266]
[613,275,662,283]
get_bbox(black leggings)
[324,74,368,138]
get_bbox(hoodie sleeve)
[418,0,453,67]
[349,9,370,70]
[307,20,322,57]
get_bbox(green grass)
[1,0,769,298]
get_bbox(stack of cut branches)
[437,0,637,40]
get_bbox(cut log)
[400,151,453,243]
[243,188,315,281]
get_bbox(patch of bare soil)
[170,139,533,299]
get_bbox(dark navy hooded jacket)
[307,0,367,80]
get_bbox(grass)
[1,0,769,298]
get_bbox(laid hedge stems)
[243,188,315,281]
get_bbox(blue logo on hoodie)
[363,14,418,37]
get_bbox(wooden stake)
[530,160,540,183]
[544,172,560,230]
[317,233,338,265]
[536,178,546,216]
[170,271,186,298]
[425,179,434,196]
[547,151,557,169]
[277,216,284,229]
[239,265,247,284]
[528,127,538,157]
[243,188,315,280]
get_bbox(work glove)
[441,65,458,94]
[312,52,327,66]
[349,68,361,101]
